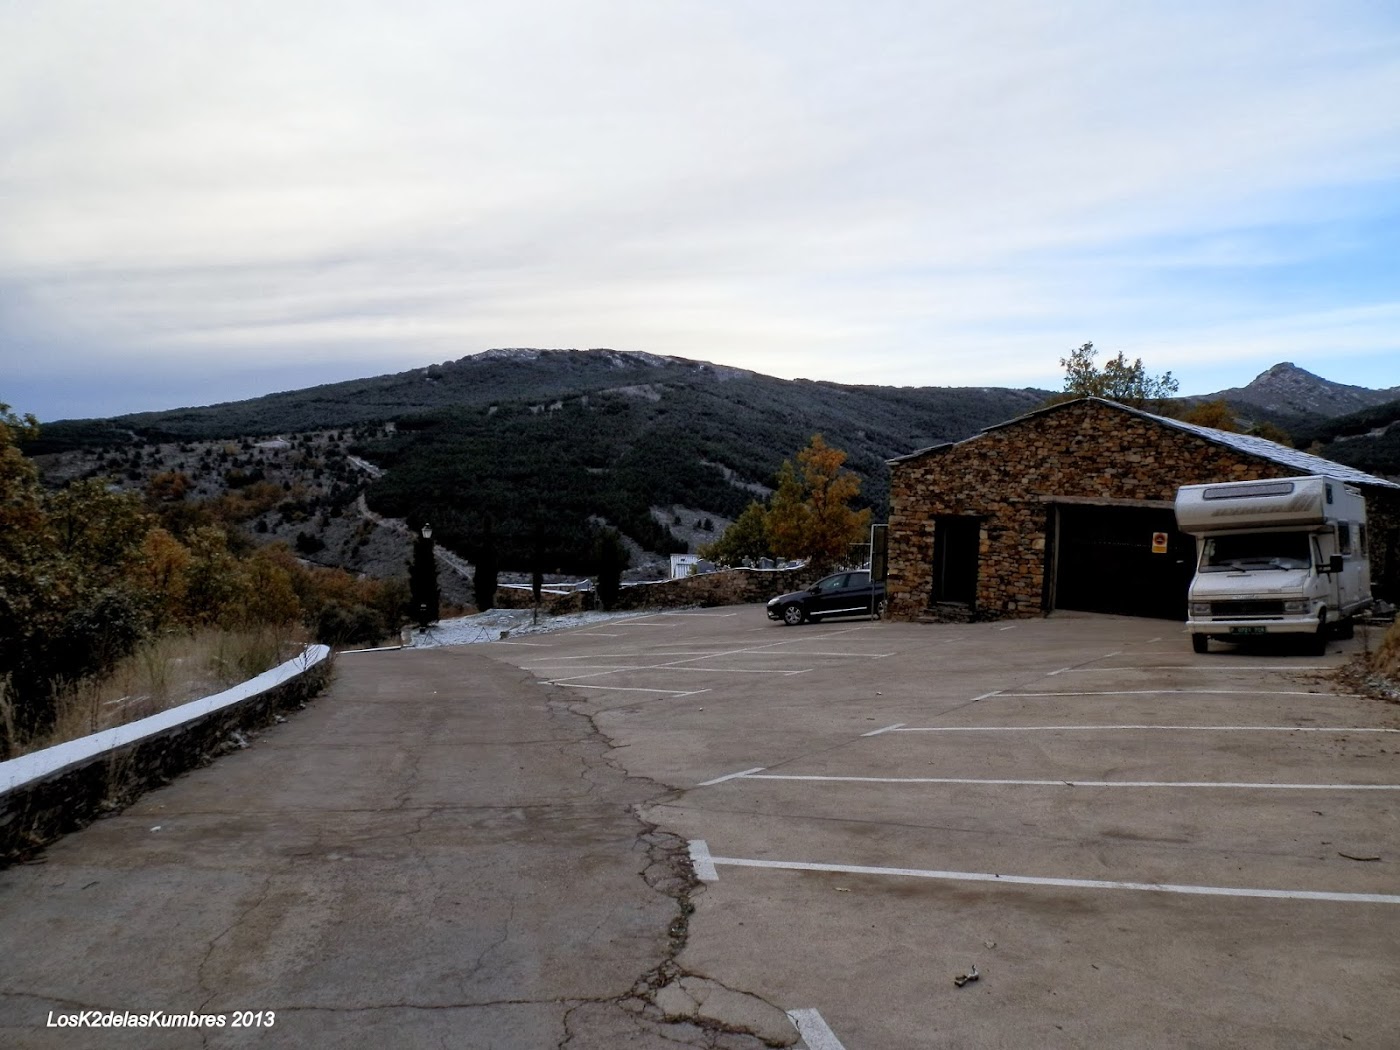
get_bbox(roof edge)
[890,396,1400,491]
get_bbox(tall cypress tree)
[594,528,629,611]
[473,517,498,612]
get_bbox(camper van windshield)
[1200,533,1311,572]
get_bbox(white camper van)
[1174,476,1371,655]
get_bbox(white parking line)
[1057,665,1337,673]
[546,651,734,660]
[537,664,809,676]
[706,854,1400,905]
[1001,689,1359,698]
[664,611,740,617]
[861,723,906,737]
[492,640,553,647]
[697,767,767,787]
[787,1008,848,1050]
[688,839,719,881]
[755,651,896,658]
[547,683,710,697]
[742,774,1400,791]
[889,724,1400,734]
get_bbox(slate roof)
[889,397,1400,490]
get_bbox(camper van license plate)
[1229,626,1266,635]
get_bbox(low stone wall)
[0,647,332,867]
[492,586,589,615]
[610,566,826,611]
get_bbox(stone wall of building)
[887,399,1396,620]
[1363,491,1400,602]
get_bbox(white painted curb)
[0,645,331,795]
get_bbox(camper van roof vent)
[1202,480,1296,501]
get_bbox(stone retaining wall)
[610,565,825,610]
[492,586,588,615]
[486,567,827,617]
[0,648,332,867]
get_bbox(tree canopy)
[703,435,871,572]
[0,402,405,757]
[1055,342,1180,410]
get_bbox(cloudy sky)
[3,1,1398,420]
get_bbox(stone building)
[886,397,1400,622]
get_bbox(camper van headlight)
[1190,602,1210,617]
[1283,599,1308,614]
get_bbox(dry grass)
[1373,619,1400,679]
[2,625,305,758]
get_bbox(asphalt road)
[0,647,779,1050]
[492,608,1400,1049]
[3,609,1397,1049]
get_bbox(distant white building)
[670,554,700,579]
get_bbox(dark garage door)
[1052,504,1194,620]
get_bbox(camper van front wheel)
[1305,611,1328,657]
[1191,634,1209,654]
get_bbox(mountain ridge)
[1210,361,1400,421]
[22,351,1398,587]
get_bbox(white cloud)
[2,0,1398,417]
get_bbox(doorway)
[932,516,981,607]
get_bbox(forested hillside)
[350,371,1049,571]
[1293,397,1400,476]
[28,349,1050,573]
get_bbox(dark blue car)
[766,570,886,625]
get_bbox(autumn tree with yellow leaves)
[704,435,870,572]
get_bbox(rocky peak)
[1215,362,1400,420]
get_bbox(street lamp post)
[410,522,440,630]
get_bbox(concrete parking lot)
[492,608,1400,1049]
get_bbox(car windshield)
[1200,533,1311,572]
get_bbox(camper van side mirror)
[1328,554,1343,574]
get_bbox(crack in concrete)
[196,872,275,1010]
[461,897,517,994]
[464,660,786,1048]
[562,736,784,1045]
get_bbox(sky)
[2,1,1399,421]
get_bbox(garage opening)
[1049,503,1194,619]
[932,516,981,607]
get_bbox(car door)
[841,571,875,615]
[808,574,849,616]
[826,571,872,616]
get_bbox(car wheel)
[1191,633,1209,654]
[782,604,806,626]
[1305,611,1328,656]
